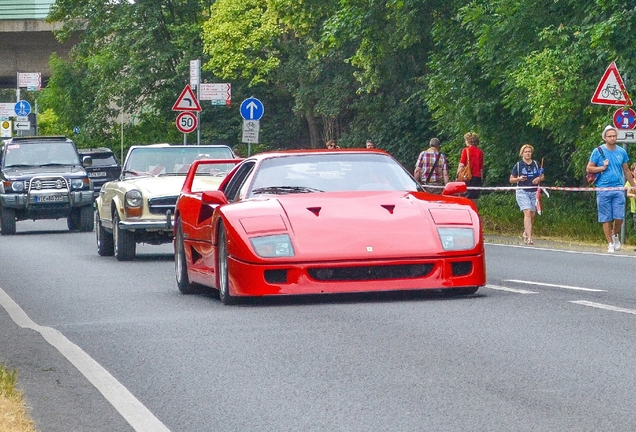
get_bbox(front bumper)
[0,190,94,209]
[221,251,486,297]
[118,210,173,231]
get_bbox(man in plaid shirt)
[414,138,449,194]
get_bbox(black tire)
[175,221,196,294]
[96,211,114,256]
[0,205,16,235]
[113,212,136,261]
[67,208,80,231]
[217,224,237,305]
[443,287,479,296]
[79,206,94,232]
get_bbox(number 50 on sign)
[176,112,198,134]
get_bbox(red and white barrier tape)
[468,185,629,192]
[423,184,630,192]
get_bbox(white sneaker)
[608,242,615,253]
[612,234,621,251]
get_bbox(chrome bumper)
[0,190,94,209]
[118,210,173,231]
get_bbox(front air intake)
[308,264,433,282]
[451,261,472,276]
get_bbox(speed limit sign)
[176,111,198,134]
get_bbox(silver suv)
[0,136,94,235]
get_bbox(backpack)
[586,146,605,186]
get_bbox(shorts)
[596,190,625,223]
[465,177,482,199]
[515,188,537,212]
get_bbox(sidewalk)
[485,234,636,255]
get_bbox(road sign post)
[1,120,11,137]
[172,85,202,112]
[240,98,264,156]
[200,83,232,105]
[591,62,632,106]
[240,97,264,121]
[14,100,31,117]
[176,112,198,134]
[613,108,636,130]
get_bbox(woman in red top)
[456,132,485,205]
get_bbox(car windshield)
[122,146,234,178]
[249,153,418,196]
[3,142,80,168]
[88,154,118,167]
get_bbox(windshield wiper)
[4,164,33,168]
[121,169,148,177]
[252,186,323,195]
[39,163,73,167]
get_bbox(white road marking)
[484,284,537,294]
[0,287,170,432]
[571,300,636,316]
[505,279,606,292]
[487,242,636,258]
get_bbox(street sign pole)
[240,97,265,156]
[190,59,201,145]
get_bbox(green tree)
[44,0,216,150]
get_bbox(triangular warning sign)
[172,85,202,112]
[591,62,632,106]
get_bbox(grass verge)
[0,364,36,432]
[478,190,636,245]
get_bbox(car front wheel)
[175,220,196,294]
[79,206,94,232]
[0,205,16,235]
[113,212,136,261]
[217,224,237,305]
[96,211,114,256]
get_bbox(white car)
[95,144,237,260]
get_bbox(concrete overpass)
[0,1,80,88]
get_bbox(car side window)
[222,161,255,202]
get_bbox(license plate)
[35,195,65,202]
[88,171,107,178]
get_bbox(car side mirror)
[202,190,228,205]
[442,181,467,196]
[82,155,92,167]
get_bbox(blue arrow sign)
[240,97,264,120]
[14,100,31,117]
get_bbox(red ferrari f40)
[174,150,486,304]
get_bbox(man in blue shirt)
[587,125,636,253]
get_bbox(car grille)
[148,196,178,214]
[308,264,434,282]
[28,177,69,190]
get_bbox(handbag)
[586,146,605,186]
[457,148,472,182]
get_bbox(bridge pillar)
[0,20,79,88]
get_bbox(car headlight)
[10,181,25,192]
[70,178,87,190]
[250,234,295,258]
[437,228,475,251]
[125,189,143,207]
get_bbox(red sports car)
[174,150,485,304]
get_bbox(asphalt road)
[1,220,636,431]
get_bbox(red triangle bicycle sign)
[591,62,632,106]
[172,84,202,112]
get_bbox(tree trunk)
[305,112,321,149]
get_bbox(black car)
[78,147,121,198]
[0,136,94,235]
